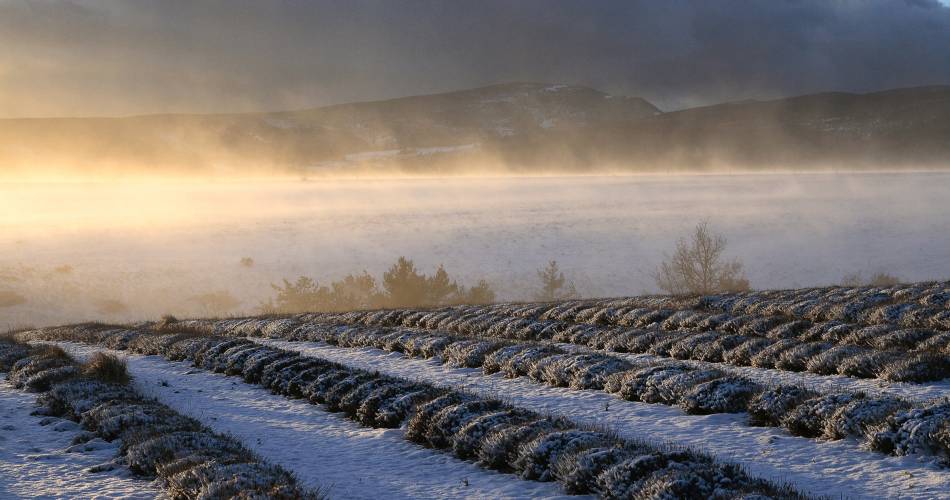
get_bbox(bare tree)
[654,221,749,296]
[535,260,577,301]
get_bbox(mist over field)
[2,171,948,329]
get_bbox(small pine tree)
[383,257,429,308]
[425,265,460,305]
[458,279,496,305]
[535,260,577,301]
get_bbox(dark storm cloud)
[2,0,949,116]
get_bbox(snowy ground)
[55,342,582,500]
[0,375,159,499]
[4,171,950,328]
[256,339,950,500]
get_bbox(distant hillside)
[1,83,948,176]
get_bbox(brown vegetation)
[654,222,750,296]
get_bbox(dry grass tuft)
[84,352,130,385]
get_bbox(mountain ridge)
[1,82,948,176]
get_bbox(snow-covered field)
[0,376,159,499]
[3,171,950,328]
[56,343,577,500]
[257,339,949,500]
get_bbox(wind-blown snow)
[257,339,950,500]
[0,376,159,499]
[55,343,581,500]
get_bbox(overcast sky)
[2,0,950,117]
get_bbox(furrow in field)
[260,338,950,500]
[55,342,582,500]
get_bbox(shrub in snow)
[267,359,331,394]
[373,388,443,428]
[570,356,636,390]
[241,350,297,383]
[782,393,856,438]
[101,329,139,350]
[82,400,200,442]
[668,332,722,360]
[841,325,896,348]
[805,345,866,375]
[214,344,262,374]
[513,430,613,481]
[452,409,536,459]
[629,462,760,500]
[797,320,852,342]
[748,386,818,427]
[915,331,950,354]
[443,340,505,368]
[39,379,138,418]
[695,313,733,332]
[483,344,533,374]
[426,400,503,449]
[126,431,249,476]
[644,368,723,405]
[323,373,378,412]
[837,350,900,378]
[407,335,454,358]
[739,316,787,336]
[774,342,832,372]
[597,330,639,353]
[406,393,472,443]
[749,339,800,369]
[552,445,636,494]
[870,401,950,461]
[692,334,748,362]
[258,357,313,389]
[9,355,72,388]
[881,352,950,382]
[823,396,907,440]
[643,332,690,357]
[0,341,31,370]
[352,381,421,424]
[259,318,300,338]
[680,376,761,415]
[165,460,308,500]
[165,336,217,362]
[477,418,569,471]
[23,365,80,392]
[929,311,950,331]
[718,315,755,334]
[597,452,673,498]
[606,364,692,402]
[196,338,250,370]
[503,346,563,378]
[722,337,775,366]
[765,320,812,340]
[302,369,350,403]
[336,378,402,417]
[630,309,674,328]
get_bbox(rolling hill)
[1,83,948,176]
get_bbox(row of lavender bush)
[20,323,809,500]
[0,334,318,499]
[303,308,950,383]
[176,317,949,466]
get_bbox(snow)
[54,342,581,500]
[0,375,159,499]
[256,339,950,500]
